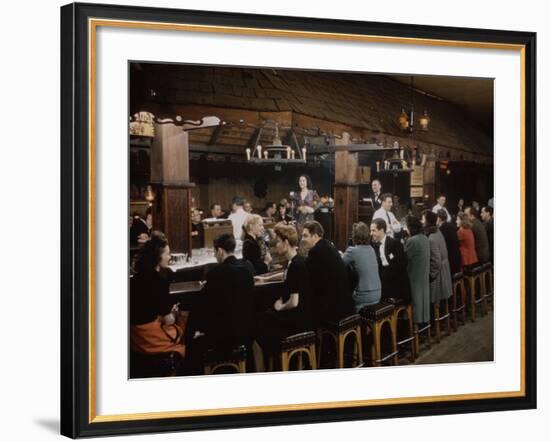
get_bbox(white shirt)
[379,235,389,266]
[228,207,248,239]
[372,208,402,238]
[432,204,451,222]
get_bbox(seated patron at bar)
[262,202,277,219]
[465,206,490,263]
[404,216,431,325]
[456,212,478,270]
[210,203,224,219]
[244,200,253,214]
[186,233,255,374]
[191,208,204,249]
[342,222,382,311]
[228,196,248,238]
[372,193,402,238]
[130,207,152,246]
[422,211,452,304]
[370,218,409,301]
[130,231,187,377]
[253,223,312,371]
[275,202,293,224]
[436,209,462,275]
[242,214,272,275]
[302,221,354,326]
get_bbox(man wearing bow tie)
[370,218,410,301]
[372,193,403,238]
[370,179,383,210]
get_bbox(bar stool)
[387,298,416,362]
[317,314,363,368]
[204,345,247,375]
[450,272,467,331]
[359,302,398,366]
[464,264,487,321]
[274,331,317,371]
[432,297,452,343]
[481,262,494,310]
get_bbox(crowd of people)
[130,178,494,377]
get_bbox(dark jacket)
[439,221,462,275]
[373,235,410,302]
[484,218,494,263]
[242,233,269,275]
[471,218,490,263]
[306,239,354,325]
[196,256,255,348]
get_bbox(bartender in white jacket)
[372,193,402,238]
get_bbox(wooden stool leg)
[337,333,345,368]
[427,324,432,349]
[281,351,289,371]
[297,352,304,370]
[433,303,441,343]
[356,326,363,366]
[469,277,476,322]
[408,307,416,361]
[373,322,382,366]
[445,300,451,336]
[414,324,420,355]
[390,320,398,365]
[309,345,317,370]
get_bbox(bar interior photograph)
[128,63,495,378]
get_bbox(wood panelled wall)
[189,159,333,213]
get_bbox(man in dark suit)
[369,179,383,210]
[370,218,410,301]
[465,206,490,263]
[302,221,354,326]
[481,206,494,263]
[436,209,462,275]
[185,233,255,374]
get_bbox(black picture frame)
[61,2,537,438]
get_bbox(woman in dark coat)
[242,214,271,275]
[253,223,312,371]
[404,216,431,324]
[422,211,453,304]
[130,231,187,377]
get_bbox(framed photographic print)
[60,2,537,438]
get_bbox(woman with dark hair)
[342,222,381,311]
[404,216,431,324]
[253,223,312,371]
[242,214,271,275]
[295,174,319,233]
[130,231,187,377]
[456,212,478,270]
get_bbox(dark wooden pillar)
[150,123,194,253]
[334,141,359,251]
[334,184,359,251]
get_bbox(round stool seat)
[359,301,394,321]
[452,272,464,281]
[280,331,316,351]
[322,314,362,332]
[204,345,246,364]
